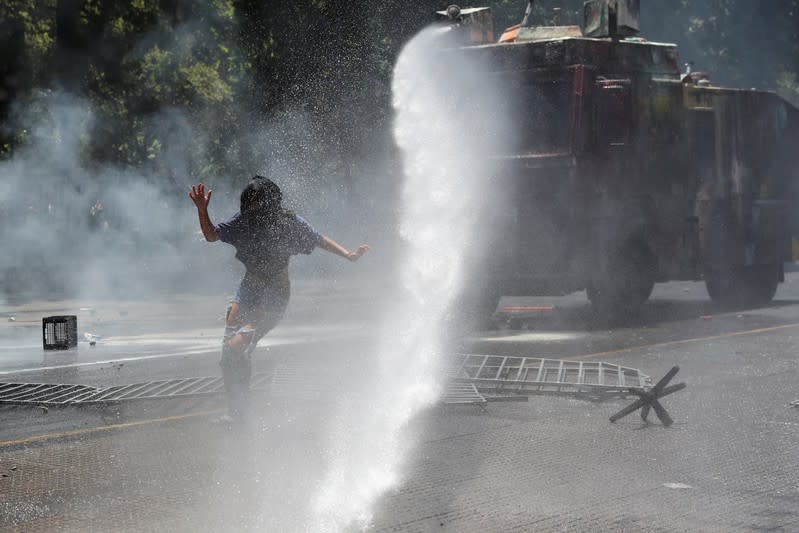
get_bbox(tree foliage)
[0,0,797,175]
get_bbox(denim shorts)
[227,269,290,341]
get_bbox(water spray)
[309,25,503,531]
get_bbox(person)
[189,176,369,422]
[89,199,109,232]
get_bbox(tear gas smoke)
[0,96,374,303]
[309,25,508,531]
[0,91,212,301]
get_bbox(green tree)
[0,0,56,156]
[2,0,797,175]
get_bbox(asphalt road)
[1,274,798,531]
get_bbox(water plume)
[310,24,506,531]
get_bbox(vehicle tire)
[588,240,656,319]
[705,264,779,307]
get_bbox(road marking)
[570,322,799,361]
[0,327,368,376]
[0,409,225,448]
[0,337,309,376]
[0,348,219,376]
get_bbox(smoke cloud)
[0,89,208,300]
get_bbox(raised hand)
[189,183,212,210]
[347,244,370,262]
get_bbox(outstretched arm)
[319,236,369,262]
[189,183,220,242]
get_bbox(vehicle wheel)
[588,241,656,319]
[705,264,779,307]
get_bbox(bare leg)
[220,302,255,420]
[220,286,289,421]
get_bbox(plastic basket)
[43,315,78,350]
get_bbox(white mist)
[310,26,504,531]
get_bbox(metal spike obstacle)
[609,366,686,426]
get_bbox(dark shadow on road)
[491,297,799,333]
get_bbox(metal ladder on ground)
[451,353,651,400]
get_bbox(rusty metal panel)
[616,0,641,35]
[570,64,595,153]
[517,25,582,42]
[584,0,640,38]
[583,0,609,38]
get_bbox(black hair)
[240,175,282,214]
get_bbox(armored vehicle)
[439,0,799,319]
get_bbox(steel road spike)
[609,366,686,426]
[609,397,647,422]
[651,366,679,394]
[650,400,674,427]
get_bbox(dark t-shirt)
[215,211,322,281]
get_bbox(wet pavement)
[1,276,799,531]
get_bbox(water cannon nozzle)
[446,5,462,22]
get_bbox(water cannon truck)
[437,0,799,320]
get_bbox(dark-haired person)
[189,177,369,423]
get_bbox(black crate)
[43,315,78,350]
